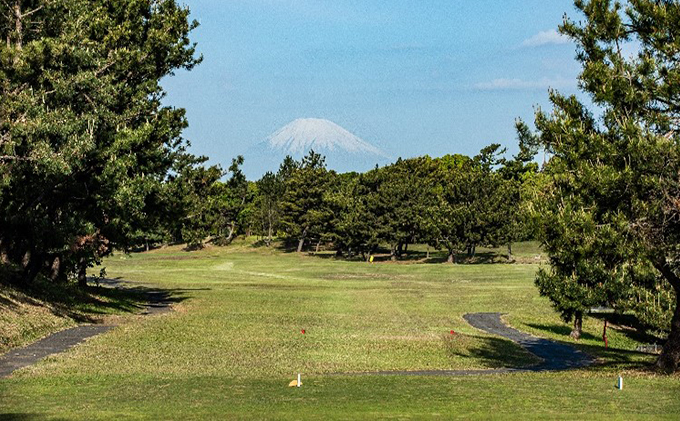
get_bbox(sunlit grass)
[1,240,675,419]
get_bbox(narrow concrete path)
[0,325,114,378]
[463,312,593,371]
[340,313,593,377]
[0,279,172,378]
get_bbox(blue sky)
[164,0,584,177]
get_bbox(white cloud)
[521,29,570,47]
[475,77,575,91]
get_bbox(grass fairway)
[1,241,678,419]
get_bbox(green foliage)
[0,0,201,284]
[524,0,680,371]
[167,155,224,249]
[252,171,282,245]
[324,171,379,258]
[279,150,335,251]
[425,146,527,263]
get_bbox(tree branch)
[653,255,680,291]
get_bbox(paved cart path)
[463,312,593,371]
[342,312,593,377]
[2,301,592,378]
[0,279,173,378]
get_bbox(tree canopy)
[0,0,200,284]
[522,0,680,371]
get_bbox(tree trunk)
[21,249,31,270]
[266,224,272,247]
[507,243,513,259]
[226,221,236,244]
[21,250,41,285]
[14,1,23,50]
[390,245,397,261]
[656,291,680,373]
[0,239,8,264]
[652,258,680,372]
[77,259,87,288]
[570,313,583,340]
[447,250,455,264]
[315,240,321,254]
[49,256,61,282]
[296,227,307,253]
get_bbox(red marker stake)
[301,329,305,334]
[450,330,455,335]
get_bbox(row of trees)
[2,0,680,373]
[173,146,538,264]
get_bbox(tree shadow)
[250,239,273,248]
[0,294,18,310]
[588,313,664,345]
[0,414,48,421]
[260,241,514,265]
[525,323,600,342]
[526,319,663,352]
[446,332,655,372]
[445,334,541,369]
[524,322,661,370]
[0,276,204,324]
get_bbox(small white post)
[297,373,301,388]
[617,376,623,390]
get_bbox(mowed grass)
[0,275,150,354]
[1,240,678,419]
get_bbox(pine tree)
[279,151,334,252]
[0,0,200,284]
[524,0,680,371]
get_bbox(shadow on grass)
[0,415,48,421]
[444,334,541,369]
[0,276,202,324]
[525,323,600,342]
[524,322,660,370]
[295,248,515,266]
[527,320,663,354]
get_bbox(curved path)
[2,304,592,378]
[341,313,593,376]
[463,313,593,371]
[0,279,172,378]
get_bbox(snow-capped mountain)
[243,118,391,179]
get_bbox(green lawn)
[1,241,678,419]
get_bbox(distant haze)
[243,118,391,179]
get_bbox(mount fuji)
[243,118,391,179]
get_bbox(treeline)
[0,0,538,290]
[3,0,680,373]
[173,145,539,262]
